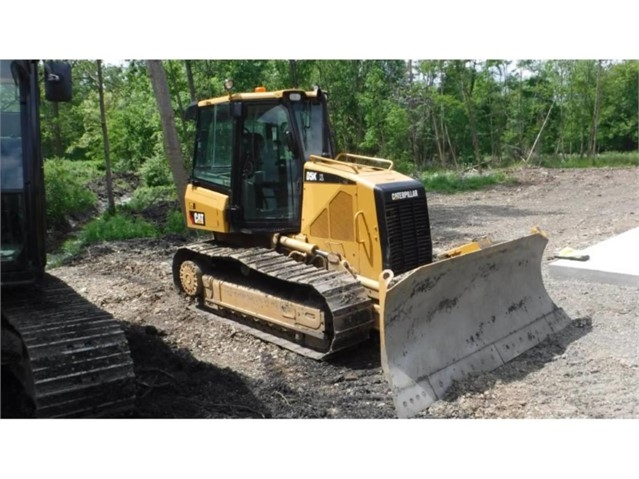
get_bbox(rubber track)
[175,242,374,359]
[2,274,136,418]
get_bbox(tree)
[50,101,63,157]
[107,61,162,171]
[146,60,189,214]
[36,58,639,185]
[96,60,115,214]
[453,60,482,168]
[588,60,604,158]
[185,60,196,103]
[598,60,639,152]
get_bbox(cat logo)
[190,211,206,225]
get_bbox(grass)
[44,161,186,266]
[48,206,192,267]
[81,213,158,243]
[165,209,189,235]
[124,185,177,211]
[418,151,637,194]
[48,211,159,267]
[537,152,638,168]
[421,170,515,193]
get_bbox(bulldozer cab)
[190,89,333,235]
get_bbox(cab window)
[193,103,233,189]
[239,102,300,223]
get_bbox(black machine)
[1,60,135,418]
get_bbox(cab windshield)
[290,98,328,160]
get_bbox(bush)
[48,212,158,267]
[44,158,97,226]
[139,154,173,187]
[81,213,158,243]
[421,170,514,193]
[125,185,177,211]
[164,209,188,234]
[537,152,638,168]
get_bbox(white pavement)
[548,227,639,287]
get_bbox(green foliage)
[421,170,514,194]
[44,158,98,225]
[47,239,82,268]
[81,212,158,243]
[165,209,188,234]
[138,154,173,187]
[38,59,639,184]
[538,152,638,168]
[52,158,103,183]
[126,185,177,211]
[109,66,163,170]
[599,61,639,151]
[48,211,159,266]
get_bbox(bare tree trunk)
[437,104,449,166]
[435,61,452,166]
[556,62,566,158]
[96,60,115,214]
[492,63,506,164]
[146,60,189,214]
[488,113,495,162]
[430,104,444,167]
[289,60,298,88]
[444,122,458,168]
[353,61,366,152]
[407,60,419,167]
[588,60,603,161]
[457,61,482,169]
[166,61,188,141]
[525,101,555,164]
[51,101,63,157]
[185,60,196,102]
[518,69,525,158]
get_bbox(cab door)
[232,101,302,234]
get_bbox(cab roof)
[197,88,319,107]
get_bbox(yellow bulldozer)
[172,84,570,418]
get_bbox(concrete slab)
[548,227,639,287]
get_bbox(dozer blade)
[379,233,571,418]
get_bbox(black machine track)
[1,274,136,418]
[173,241,374,359]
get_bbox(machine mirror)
[44,61,72,102]
[184,102,197,121]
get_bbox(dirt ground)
[51,166,638,420]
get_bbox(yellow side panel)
[330,191,354,241]
[301,166,384,280]
[310,208,329,238]
[352,183,384,280]
[184,184,230,233]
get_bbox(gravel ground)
[50,166,638,421]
